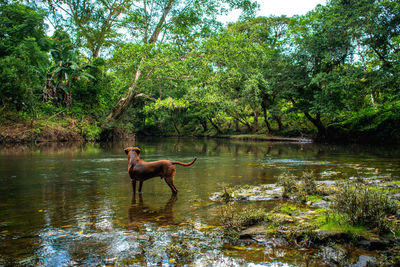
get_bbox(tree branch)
[148,0,175,44]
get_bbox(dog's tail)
[172,158,197,167]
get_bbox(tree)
[201,16,292,133]
[228,16,291,132]
[45,0,131,58]
[45,29,95,107]
[106,0,258,122]
[0,2,51,113]
[328,0,400,105]
[280,4,355,137]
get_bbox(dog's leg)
[165,178,178,195]
[138,181,143,194]
[164,167,178,195]
[131,179,136,193]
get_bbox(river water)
[0,138,399,265]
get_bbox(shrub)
[219,203,266,240]
[278,171,318,203]
[332,182,398,234]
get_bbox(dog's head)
[124,147,141,155]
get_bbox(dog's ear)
[133,147,141,154]
[124,147,131,154]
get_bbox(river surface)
[0,138,399,265]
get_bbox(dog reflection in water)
[128,193,177,229]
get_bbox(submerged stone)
[239,224,266,239]
[309,200,330,209]
[353,255,377,267]
[320,245,348,266]
[313,229,350,243]
[357,237,390,250]
[210,184,283,202]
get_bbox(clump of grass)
[332,182,399,234]
[319,212,369,239]
[264,203,319,246]
[219,203,266,240]
[221,186,232,202]
[278,171,318,203]
[166,242,193,263]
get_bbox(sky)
[220,0,327,23]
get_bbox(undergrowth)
[219,203,266,241]
[332,181,399,234]
[278,171,319,203]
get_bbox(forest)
[1,0,399,143]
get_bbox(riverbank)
[2,110,399,145]
[211,174,400,266]
[0,112,310,144]
[0,111,133,143]
[0,112,83,143]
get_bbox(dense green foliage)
[1,0,399,143]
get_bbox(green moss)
[311,213,328,226]
[319,222,368,238]
[306,195,323,203]
[279,203,304,214]
[264,225,279,236]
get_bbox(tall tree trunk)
[234,119,239,132]
[261,102,272,133]
[290,97,326,138]
[370,89,377,109]
[173,122,180,135]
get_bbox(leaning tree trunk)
[200,120,208,132]
[208,117,223,135]
[261,101,272,133]
[107,64,144,121]
[106,0,175,122]
[304,112,326,138]
[290,97,326,138]
[252,110,260,132]
[273,115,283,131]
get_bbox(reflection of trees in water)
[0,142,88,155]
[41,175,102,230]
[1,136,400,159]
[128,194,177,230]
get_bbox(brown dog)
[124,147,196,195]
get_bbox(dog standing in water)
[124,147,196,195]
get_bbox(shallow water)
[0,138,399,265]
